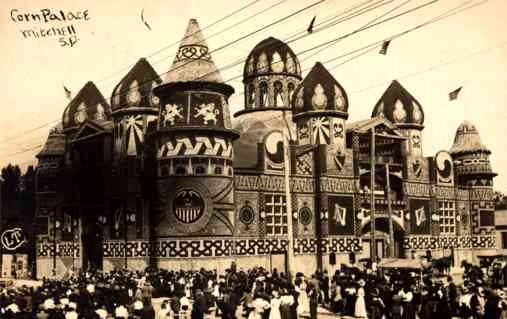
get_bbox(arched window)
[194,165,206,175]
[288,82,295,105]
[175,166,186,175]
[247,83,255,109]
[228,167,233,176]
[274,81,284,107]
[259,82,268,108]
[214,166,223,175]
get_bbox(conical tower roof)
[164,19,223,83]
[450,121,490,155]
[37,124,65,158]
[291,62,348,119]
[111,58,162,112]
[62,81,111,130]
[371,80,424,128]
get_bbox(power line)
[0,0,328,147]
[348,40,507,95]
[96,0,263,85]
[299,0,413,63]
[223,0,447,85]
[229,0,488,99]
[206,0,399,83]
[0,0,490,156]
[151,0,288,66]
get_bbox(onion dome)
[164,19,222,83]
[239,37,301,114]
[110,58,162,115]
[36,124,65,158]
[291,62,349,120]
[450,121,490,155]
[62,81,111,131]
[243,37,301,79]
[154,19,236,136]
[371,80,424,128]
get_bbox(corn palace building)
[34,19,497,278]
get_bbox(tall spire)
[164,19,223,83]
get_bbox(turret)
[152,19,238,236]
[450,121,496,186]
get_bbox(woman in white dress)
[248,296,270,319]
[269,290,282,319]
[354,279,368,318]
[296,277,310,315]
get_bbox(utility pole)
[385,163,395,257]
[282,111,294,276]
[370,128,376,261]
[52,208,58,276]
[0,177,3,277]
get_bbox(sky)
[0,0,506,191]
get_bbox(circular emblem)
[435,151,453,182]
[299,207,312,226]
[1,228,26,251]
[239,205,255,225]
[265,131,284,169]
[173,189,205,224]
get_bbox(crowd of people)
[0,260,507,319]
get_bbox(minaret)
[450,121,496,187]
[111,58,162,159]
[450,121,496,237]
[292,62,349,171]
[153,19,238,237]
[372,80,425,180]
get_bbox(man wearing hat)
[369,288,385,319]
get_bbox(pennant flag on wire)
[449,87,463,101]
[379,40,391,55]
[63,85,72,100]
[307,15,316,33]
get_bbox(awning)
[475,250,505,257]
[378,258,423,270]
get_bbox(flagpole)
[370,128,376,262]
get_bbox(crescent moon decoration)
[265,131,284,170]
[436,151,453,183]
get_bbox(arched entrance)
[360,217,404,259]
[81,216,103,271]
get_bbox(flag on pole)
[379,40,391,55]
[307,16,316,33]
[63,85,72,100]
[449,87,463,101]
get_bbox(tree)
[1,164,22,208]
